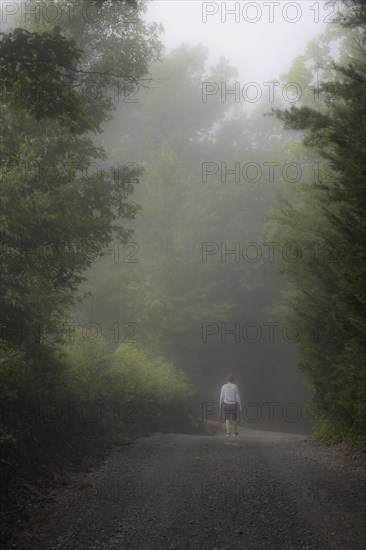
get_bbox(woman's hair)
[227,373,234,382]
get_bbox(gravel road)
[12,427,366,550]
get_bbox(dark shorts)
[224,402,238,421]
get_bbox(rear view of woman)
[219,374,242,436]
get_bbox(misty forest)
[0,1,365,549]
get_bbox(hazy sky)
[145,1,334,82]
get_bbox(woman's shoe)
[233,432,239,436]
[226,433,231,437]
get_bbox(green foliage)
[112,343,193,406]
[267,6,366,446]
[0,342,31,406]
[0,0,179,457]
[0,333,193,449]
[0,28,84,127]
[0,0,160,337]
[338,0,366,28]
[55,328,113,401]
[0,111,140,334]
[0,339,67,446]
[313,415,366,452]
[56,331,192,410]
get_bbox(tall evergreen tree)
[268,1,366,447]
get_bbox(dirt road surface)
[10,427,366,549]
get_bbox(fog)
[2,0,361,448]
[2,2,365,545]
[145,1,329,83]
[131,0,333,433]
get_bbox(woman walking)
[219,374,242,436]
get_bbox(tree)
[73,44,304,414]
[0,2,162,345]
[267,2,366,447]
[0,0,163,451]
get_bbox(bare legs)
[225,418,239,435]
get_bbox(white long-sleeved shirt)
[220,382,241,405]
